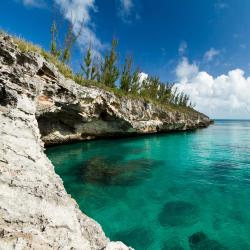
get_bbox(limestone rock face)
[36,70,211,145]
[0,35,132,249]
[0,34,211,249]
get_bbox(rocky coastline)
[0,34,211,249]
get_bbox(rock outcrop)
[0,34,211,249]
[0,35,132,249]
[35,66,211,146]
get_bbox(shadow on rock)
[189,231,227,250]
[158,201,199,227]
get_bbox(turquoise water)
[46,120,250,250]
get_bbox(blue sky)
[1,0,250,118]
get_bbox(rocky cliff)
[0,34,211,249]
[35,58,210,146]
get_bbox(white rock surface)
[0,35,133,249]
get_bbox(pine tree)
[158,82,173,103]
[90,63,98,80]
[147,76,160,99]
[130,69,140,94]
[61,21,82,64]
[81,48,91,80]
[140,78,149,98]
[157,83,166,101]
[61,23,74,63]
[80,47,99,81]
[120,56,132,92]
[100,39,119,88]
[50,21,60,58]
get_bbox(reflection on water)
[47,120,250,250]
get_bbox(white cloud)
[138,72,148,85]
[240,44,246,49]
[176,57,198,81]
[120,0,133,12]
[54,0,105,57]
[204,48,220,62]
[174,58,250,118]
[20,0,46,8]
[178,41,187,55]
[119,0,134,23]
[215,2,229,9]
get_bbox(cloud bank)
[54,0,105,57]
[175,57,250,118]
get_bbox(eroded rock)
[0,34,133,249]
[0,33,211,249]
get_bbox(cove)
[46,120,250,250]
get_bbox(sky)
[1,0,250,119]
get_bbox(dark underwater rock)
[189,232,227,250]
[189,232,207,245]
[80,156,161,186]
[158,201,199,227]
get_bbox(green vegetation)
[50,21,61,58]
[81,47,98,81]
[13,36,74,79]
[3,20,194,110]
[100,39,120,88]
[120,56,133,93]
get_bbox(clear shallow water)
[46,120,250,250]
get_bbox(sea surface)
[46,120,250,250]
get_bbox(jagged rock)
[0,35,134,249]
[37,80,211,145]
[0,34,211,249]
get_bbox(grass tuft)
[13,36,74,79]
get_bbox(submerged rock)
[158,201,198,227]
[189,232,208,245]
[81,157,159,186]
[189,232,227,250]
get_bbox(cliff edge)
[0,34,211,249]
